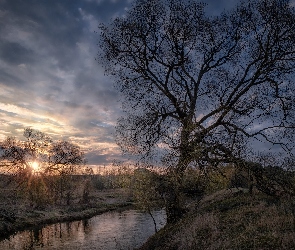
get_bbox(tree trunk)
[165,169,187,223]
[165,186,185,224]
[165,121,193,223]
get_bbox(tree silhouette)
[0,128,86,205]
[98,0,295,222]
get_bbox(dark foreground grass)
[138,189,295,250]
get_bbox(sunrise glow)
[31,161,40,172]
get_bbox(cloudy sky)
[0,0,240,167]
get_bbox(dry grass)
[0,180,133,240]
[139,189,295,250]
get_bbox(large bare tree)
[98,0,295,222]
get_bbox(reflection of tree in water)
[0,210,166,249]
[82,219,89,230]
[32,228,44,248]
[66,222,72,235]
[6,229,43,250]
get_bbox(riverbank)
[138,189,295,249]
[0,188,134,240]
[0,208,166,250]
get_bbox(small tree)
[0,128,87,206]
[98,0,295,222]
[132,168,165,232]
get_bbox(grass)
[138,189,295,250]
[0,184,134,240]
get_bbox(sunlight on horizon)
[31,161,40,173]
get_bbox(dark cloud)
[0,0,261,166]
[87,149,124,165]
[80,0,132,22]
[87,153,110,165]
[0,41,36,65]
[0,70,25,86]
[204,0,237,15]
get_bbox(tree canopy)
[0,128,86,177]
[98,0,295,222]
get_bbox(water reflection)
[0,210,166,250]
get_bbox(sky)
[0,0,261,168]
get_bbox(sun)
[31,161,39,172]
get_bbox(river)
[0,209,166,250]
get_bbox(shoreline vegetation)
[2,163,295,249]
[0,174,136,241]
[138,189,295,250]
[0,199,134,241]
[3,186,295,249]
[0,165,165,243]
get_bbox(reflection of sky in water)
[0,210,166,250]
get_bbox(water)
[0,209,166,250]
